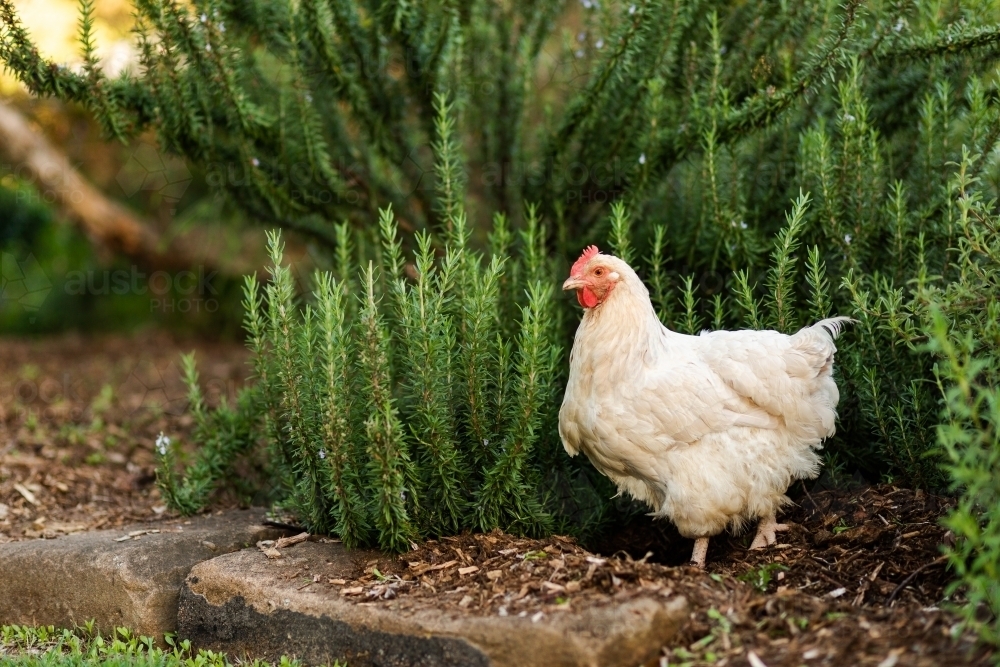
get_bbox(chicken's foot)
[690,537,709,568]
[750,514,788,550]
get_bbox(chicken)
[558,246,850,567]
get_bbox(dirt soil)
[0,331,248,540]
[0,332,994,666]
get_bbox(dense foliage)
[6,0,1000,651]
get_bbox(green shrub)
[158,211,569,550]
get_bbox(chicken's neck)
[573,279,679,378]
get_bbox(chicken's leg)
[690,537,709,568]
[750,513,789,550]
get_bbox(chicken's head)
[562,245,624,308]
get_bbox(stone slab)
[0,508,286,639]
[178,542,687,667]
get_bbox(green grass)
[0,625,344,667]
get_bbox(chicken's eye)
[594,268,604,276]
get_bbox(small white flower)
[740,220,748,230]
[629,4,636,14]
[155,432,170,456]
[720,45,727,55]
[305,93,313,103]
[483,439,489,447]
[251,157,260,167]
[844,233,853,245]
[205,43,212,52]
[577,31,587,43]
[596,38,604,49]
[575,49,585,59]
[400,490,407,501]
[638,153,646,165]
[580,0,592,8]
[894,18,905,32]
[200,13,207,22]
[318,449,326,460]
[843,113,856,123]
[219,22,226,33]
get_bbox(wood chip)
[427,560,458,572]
[458,595,473,607]
[14,483,38,506]
[330,579,347,585]
[275,532,310,549]
[458,565,480,576]
[341,586,364,596]
[114,535,131,542]
[262,547,282,559]
[542,581,565,592]
[486,569,503,580]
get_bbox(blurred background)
[0,0,257,337]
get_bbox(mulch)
[307,485,988,666]
[0,331,248,541]
[0,332,994,666]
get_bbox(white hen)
[558,246,850,567]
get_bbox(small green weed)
[0,625,346,666]
[738,563,789,593]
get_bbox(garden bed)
[0,333,992,665]
[0,332,248,541]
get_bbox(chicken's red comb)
[570,245,600,276]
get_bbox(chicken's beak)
[562,276,586,291]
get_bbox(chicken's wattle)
[577,287,599,308]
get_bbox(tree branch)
[0,98,202,270]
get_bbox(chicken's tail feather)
[812,316,855,340]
